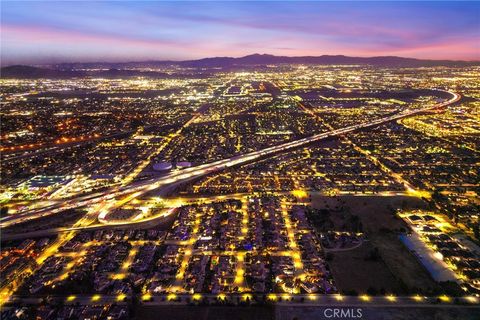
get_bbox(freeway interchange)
[0,89,461,230]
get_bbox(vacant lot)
[310,194,425,232]
[2,208,86,236]
[310,195,440,294]
[328,240,401,294]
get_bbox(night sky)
[2,1,479,65]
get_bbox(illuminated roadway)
[0,90,461,228]
[4,293,479,308]
[0,89,466,307]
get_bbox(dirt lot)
[310,195,425,233]
[310,195,440,295]
[1,208,86,236]
[327,240,402,294]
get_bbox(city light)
[267,294,277,301]
[192,293,202,301]
[142,294,152,301]
[0,26,477,320]
[412,295,423,302]
[360,295,370,302]
[334,295,344,301]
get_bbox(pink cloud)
[2,24,183,49]
[2,22,478,62]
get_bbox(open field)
[1,208,86,236]
[327,240,402,294]
[310,195,440,294]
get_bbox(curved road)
[1,90,461,228]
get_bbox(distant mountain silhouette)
[2,54,478,78]
[179,53,477,68]
[1,65,85,78]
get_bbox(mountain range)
[2,54,478,78]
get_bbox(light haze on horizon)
[1,1,479,65]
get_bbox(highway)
[0,90,461,228]
[0,190,413,241]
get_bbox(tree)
[367,287,378,296]
[0,207,8,216]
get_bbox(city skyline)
[1,2,479,319]
[2,1,479,65]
